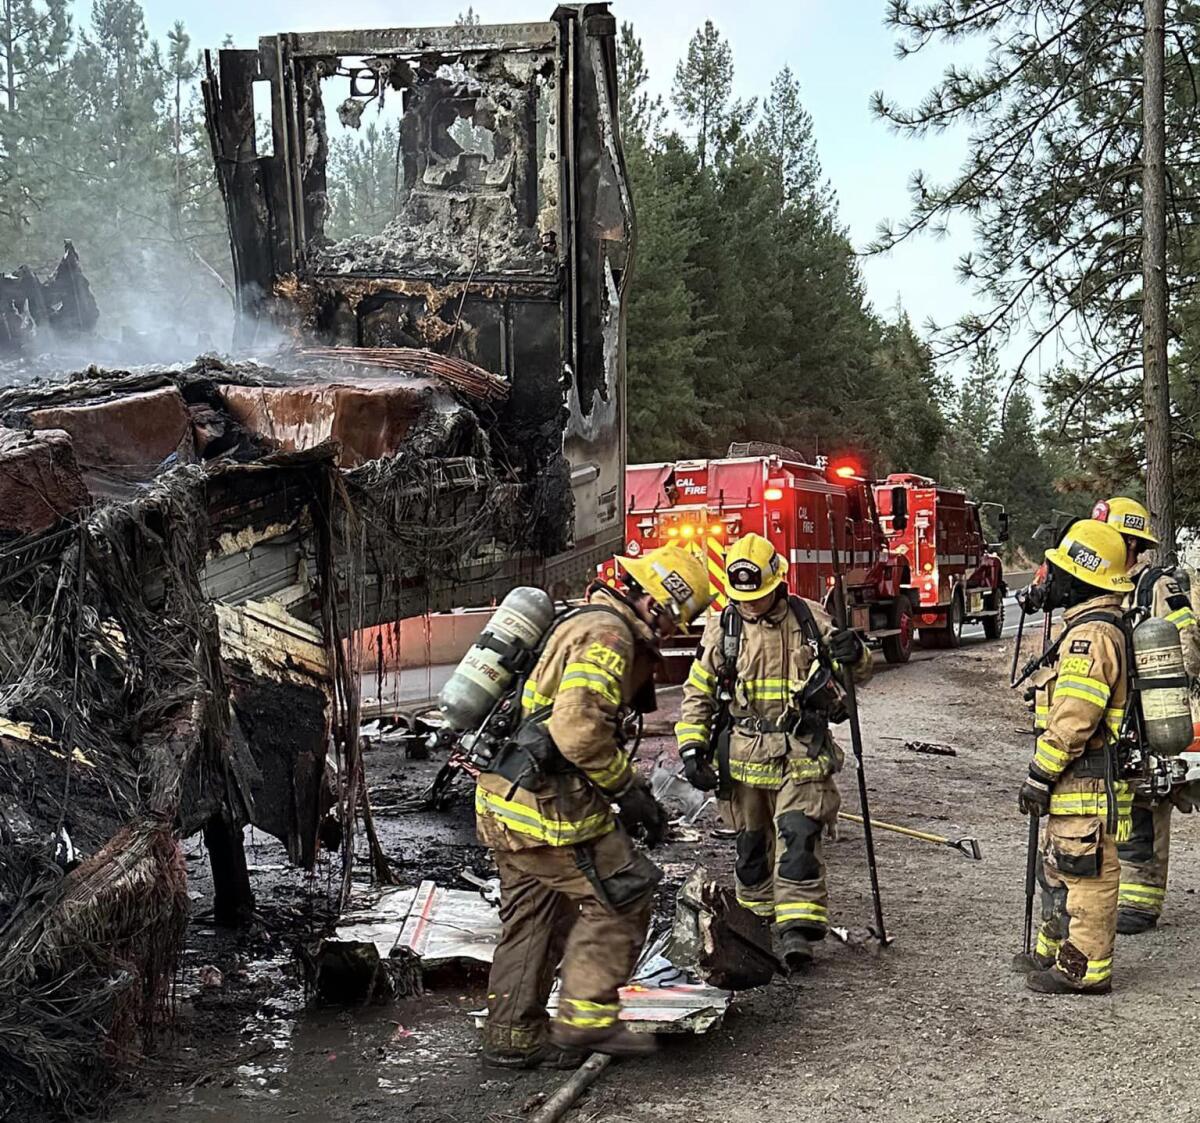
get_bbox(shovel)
[838,812,982,861]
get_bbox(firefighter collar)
[589,585,658,651]
[1061,593,1125,624]
[738,594,790,628]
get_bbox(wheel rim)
[899,605,913,652]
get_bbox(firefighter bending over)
[675,532,871,972]
[1015,518,1133,994]
[1094,497,1200,934]
[477,546,710,1069]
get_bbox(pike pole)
[827,509,889,946]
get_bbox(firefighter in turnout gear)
[1094,497,1200,934]
[477,546,711,1069]
[675,533,872,973]
[1016,518,1134,995]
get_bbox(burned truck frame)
[202,5,632,600]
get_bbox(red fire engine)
[872,473,1008,646]
[600,453,916,674]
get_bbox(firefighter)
[1016,518,1133,994]
[674,532,871,972]
[1094,496,1200,934]
[477,545,711,1069]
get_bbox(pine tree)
[983,387,1059,558]
[670,20,752,171]
[0,0,72,240]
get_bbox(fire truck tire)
[881,595,914,664]
[982,592,1004,640]
[921,592,964,650]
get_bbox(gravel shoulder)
[106,633,1200,1123]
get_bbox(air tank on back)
[1133,614,1193,755]
[438,587,555,732]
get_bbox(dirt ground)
[105,631,1200,1123]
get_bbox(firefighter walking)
[477,546,710,1069]
[1015,518,1133,994]
[1094,497,1200,933]
[675,533,872,972]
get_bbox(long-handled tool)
[838,812,982,861]
[827,509,890,946]
[1022,813,1040,955]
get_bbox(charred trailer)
[201,5,632,603]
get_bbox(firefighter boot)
[779,928,815,974]
[1025,942,1112,996]
[1010,951,1053,974]
[550,1023,658,1057]
[1116,909,1158,935]
[482,1042,586,1070]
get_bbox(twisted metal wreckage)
[0,4,631,1113]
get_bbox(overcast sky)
[102,0,1026,379]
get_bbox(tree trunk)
[1143,0,1175,558]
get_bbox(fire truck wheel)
[881,594,914,664]
[942,590,965,648]
[982,591,1005,640]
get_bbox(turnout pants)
[483,828,655,1054]
[1036,814,1119,990]
[730,773,840,936]
[1117,796,1171,920]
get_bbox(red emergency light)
[830,459,863,481]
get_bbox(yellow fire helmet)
[1045,518,1134,593]
[1093,496,1159,545]
[616,545,713,627]
[723,532,789,602]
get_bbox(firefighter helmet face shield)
[1044,518,1133,594]
[616,547,713,628]
[724,533,788,602]
[1093,496,1158,545]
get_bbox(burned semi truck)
[202,5,631,600]
[0,8,631,1113]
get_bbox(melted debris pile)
[0,350,552,1116]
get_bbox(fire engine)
[873,474,1008,646]
[599,453,1009,678]
[601,453,913,675]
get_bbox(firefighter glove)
[681,748,720,792]
[1018,773,1052,817]
[616,778,668,847]
[828,627,864,665]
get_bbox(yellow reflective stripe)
[788,757,828,781]
[729,758,786,787]
[1036,930,1061,958]
[1118,883,1165,905]
[1048,786,1134,820]
[583,754,632,792]
[1034,737,1070,776]
[775,901,829,924]
[687,662,717,696]
[522,681,553,712]
[560,662,622,706]
[558,1005,619,1028]
[736,896,775,916]
[1167,606,1196,630]
[743,677,793,702]
[558,997,619,1029]
[1081,957,1113,984]
[674,721,709,748]
[1055,674,1111,707]
[1105,707,1125,737]
[474,788,613,846]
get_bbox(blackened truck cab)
[600,454,921,676]
[873,474,1008,647]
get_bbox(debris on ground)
[893,739,958,757]
[667,867,779,989]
